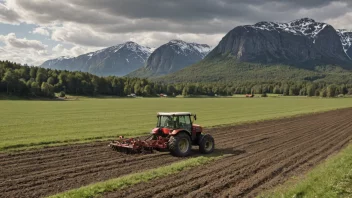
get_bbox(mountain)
[337,29,352,58]
[126,40,211,78]
[157,18,352,83]
[207,18,351,68]
[41,42,153,76]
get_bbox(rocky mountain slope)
[127,40,211,78]
[41,42,153,76]
[337,29,352,58]
[207,18,351,68]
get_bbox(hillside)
[41,42,153,76]
[127,40,211,78]
[156,56,352,84]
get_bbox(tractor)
[109,112,215,157]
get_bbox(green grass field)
[261,144,352,198]
[1,97,352,151]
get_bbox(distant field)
[1,97,352,151]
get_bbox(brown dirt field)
[1,108,352,198]
[104,108,352,198]
[0,142,182,198]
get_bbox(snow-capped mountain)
[127,40,211,78]
[41,42,153,76]
[207,18,351,68]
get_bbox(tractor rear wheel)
[198,134,215,154]
[168,133,192,157]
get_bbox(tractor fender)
[170,129,191,136]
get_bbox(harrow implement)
[109,135,168,154]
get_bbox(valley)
[1,3,352,197]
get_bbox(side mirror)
[194,114,197,120]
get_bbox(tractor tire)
[198,134,215,154]
[168,133,192,157]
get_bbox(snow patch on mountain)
[44,56,73,66]
[191,43,212,57]
[57,56,73,60]
[250,18,328,41]
[337,29,352,53]
[83,41,153,61]
[125,41,154,55]
[168,40,211,58]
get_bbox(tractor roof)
[157,112,192,116]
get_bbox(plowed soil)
[1,108,352,198]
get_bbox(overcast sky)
[0,0,352,65]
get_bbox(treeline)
[169,81,352,97]
[0,61,351,98]
[0,61,160,97]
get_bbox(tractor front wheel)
[198,134,215,154]
[168,133,192,157]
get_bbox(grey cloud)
[3,0,352,49]
[0,45,48,65]
[9,0,351,35]
[0,3,21,23]
[51,25,116,47]
[0,33,47,50]
[72,0,348,22]
[97,18,239,34]
[50,22,224,48]
[12,0,120,24]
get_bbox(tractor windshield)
[157,115,174,128]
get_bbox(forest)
[0,60,351,98]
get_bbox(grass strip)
[4,107,350,153]
[260,144,352,198]
[48,154,224,198]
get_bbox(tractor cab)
[156,112,194,132]
[153,112,202,138]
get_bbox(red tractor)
[109,112,215,157]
